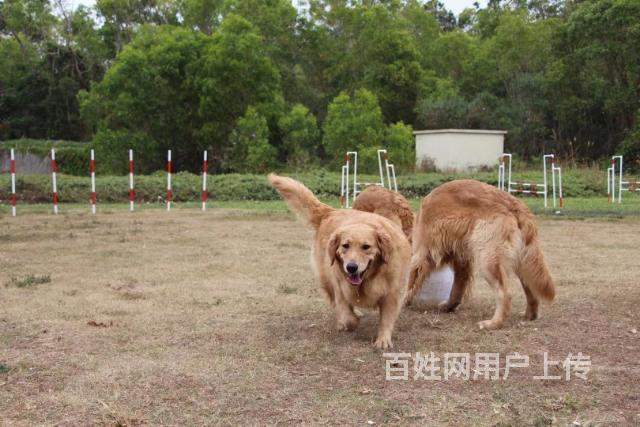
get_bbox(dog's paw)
[336,316,359,332]
[477,319,502,330]
[374,335,393,350]
[520,309,538,321]
[438,299,460,313]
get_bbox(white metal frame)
[340,149,398,208]
[608,155,639,203]
[498,153,563,208]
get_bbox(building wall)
[414,129,506,171]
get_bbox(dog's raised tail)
[268,174,333,230]
[518,239,555,302]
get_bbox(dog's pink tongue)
[348,274,363,286]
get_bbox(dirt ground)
[1,208,639,426]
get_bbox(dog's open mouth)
[347,272,364,286]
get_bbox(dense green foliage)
[1,0,639,173]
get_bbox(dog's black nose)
[346,263,358,274]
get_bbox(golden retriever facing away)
[407,180,555,330]
[352,186,414,242]
[268,174,411,349]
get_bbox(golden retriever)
[352,186,414,242]
[407,180,555,329]
[268,174,411,349]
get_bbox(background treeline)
[1,0,639,175]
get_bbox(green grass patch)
[5,274,52,288]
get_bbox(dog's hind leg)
[520,283,539,320]
[439,259,472,313]
[477,261,511,330]
[405,252,436,305]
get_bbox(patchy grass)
[0,210,639,425]
[5,274,51,288]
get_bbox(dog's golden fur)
[352,186,414,242]
[407,180,555,329]
[269,174,411,349]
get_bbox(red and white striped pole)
[202,150,208,212]
[166,150,172,211]
[128,149,134,211]
[10,149,16,217]
[90,149,96,214]
[51,148,59,215]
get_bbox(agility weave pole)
[167,150,172,211]
[128,149,134,211]
[201,150,208,211]
[497,153,563,208]
[608,155,640,203]
[90,149,96,214]
[340,149,398,208]
[51,149,59,214]
[10,149,16,217]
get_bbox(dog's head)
[328,224,392,287]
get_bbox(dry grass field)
[1,208,639,426]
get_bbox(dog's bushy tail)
[514,206,555,302]
[268,174,333,230]
[404,250,434,305]
[517,237,555,303]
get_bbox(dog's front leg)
[334,285,359,331]
[375,293,402,349]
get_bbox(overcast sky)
[68,0,486,18]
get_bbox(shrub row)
[0,168,612,205]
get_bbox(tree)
[322,89,385,172]
[385,122,415,172]
[278,104,320,168]
[229,106,278,173]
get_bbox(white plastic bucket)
[416,265,454,306]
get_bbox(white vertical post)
[51,149,58,215]
[166,150,172,211]
[340,164,346,208]
[551,156,557,208]
[10,149,16,217]
[618,155,623,203]
[201,151,208,211]
[352,151,358,203]
[607,166,612,203]
[543,154,555,209]
[128,149,134,211]
[389,164,398,192]
[345,154,350,208]
[557,166,563,208]
[383,151,392,190]
[90,149,96,214]
[611,157,616,203]
[377,149,386,188]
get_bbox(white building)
[413,129,507,172]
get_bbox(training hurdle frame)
[498,153,563,208]
[608,155,640,203]
[340,149,398,208]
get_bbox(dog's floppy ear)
[376,229,393,264]
[327,231,341,266]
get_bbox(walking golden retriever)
[352,186,414,242]
[407,180,555,329]
[269,174,411,349]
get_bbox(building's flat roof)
[413,129,508,135]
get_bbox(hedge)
[0,168,614,205]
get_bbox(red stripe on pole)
[91,192,96,204]
[10,160,15,174]
[167,189,172,202]
[52,160,57,173]
[203,160,208,172]
[384,152,389,160]
[91,160,95,173]
[559,198,564,208]
[11,194,16,206]
[129,189,135,201]
[129,161,134,173]
[53,193,59,204]
[167,160,172,173]
[202,191,208,202]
